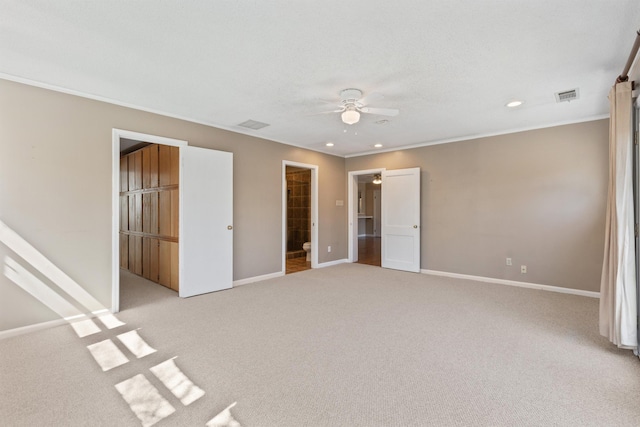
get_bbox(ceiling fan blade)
[360,107,399,117]
[308,108,345,116]
[357,92,384,106]
[317,98,339,105]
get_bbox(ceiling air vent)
[237,119,270,130]
[555,88,579,103]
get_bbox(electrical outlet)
[521,265,527,274]
[328,246,331,253]
[506,258,512,266]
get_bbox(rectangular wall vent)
[237,119,270,130]
[555,88,579,103]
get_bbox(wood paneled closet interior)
[119,144,179,291]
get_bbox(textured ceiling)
[1,1,639,157]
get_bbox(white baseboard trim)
[316,258,349,268]
[420,269,600,298]
[0,310,115,340]
[233,271,285,287]
[0,318,67,340]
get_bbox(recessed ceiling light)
[325,142,334,147]
[506,100,523,108]
[374,143,383,148]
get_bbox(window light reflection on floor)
[115,374,176,427]
[150,357,205,406]
[117,329,157,359]
[1,220,243,425]
[86,339,130,371]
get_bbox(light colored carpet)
[1,263,639,426]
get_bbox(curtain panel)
[599,81,637,350]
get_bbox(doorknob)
[413,225,418,228]
[227,225,233,230]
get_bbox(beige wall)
[0,77,609,332]
[0,79,347,331]
[346,120,609,292]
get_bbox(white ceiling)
[2,1,639,157]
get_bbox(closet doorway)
[118,141,180,292]
[112,129,234,313]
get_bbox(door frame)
[373,189,381,237]
[347,168,385,262]
[633,97,639,351]
[282,161,319,272]
[111,129,187,313]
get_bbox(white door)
[381,168,420,272]
[180,146,233,297]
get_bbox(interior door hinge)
[635,131,639,145]
[635,223,638,238]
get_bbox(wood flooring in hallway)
[356,236,381,267]
[286,236,380,273]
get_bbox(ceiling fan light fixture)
[372,174,382,185]
[341,109,360,125]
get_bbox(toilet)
[302,242,311,261]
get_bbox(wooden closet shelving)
[119,144,180,291]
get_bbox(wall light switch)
[506,258,512,266]
[328,246,332,252]
[521,265,527,274]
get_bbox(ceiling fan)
[318,88,400,125]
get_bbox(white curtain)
[599,81,637,350]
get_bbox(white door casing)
[112,129,188,313]
[180,146,233,297]
[373,189,381,237]
[381,167,421,272]
[282,161,319,272]
[347,169,385,263]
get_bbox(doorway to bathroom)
[282,161,318,274]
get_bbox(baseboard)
[420,269,600,298]
[316,258,349,268]
[0,318,67,340]
[233,271,285,287]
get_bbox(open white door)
[180,146,233,297]
[381,167,420,272]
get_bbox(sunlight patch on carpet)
[205,402,241,427]
[150,357,205,406]
[87,339,129,371]
[94,309,126,329]
[117,330,157,359]
[69,317,102,337]
[115,374,176,427]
